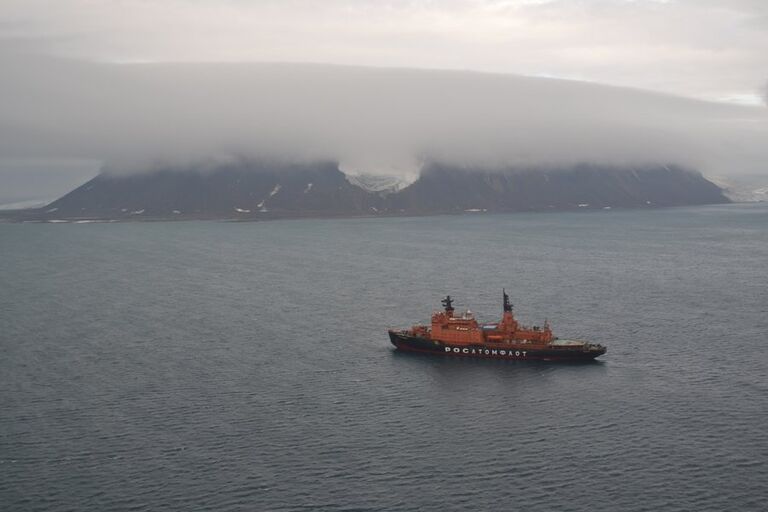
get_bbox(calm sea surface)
[1,204,767,511]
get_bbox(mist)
[1,51,767,179]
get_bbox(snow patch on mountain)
[707,175,768,202]
[340,159,420,194]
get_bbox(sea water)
[1,204,767,511]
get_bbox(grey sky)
[1,0,766,104]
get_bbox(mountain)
[3,161,729,221]
[40,161,379,219]
[389,163,728,212]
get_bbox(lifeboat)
[389,291,606,361]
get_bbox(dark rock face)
[391,163,729,212]
[43,161,382,218]
[18,161,729,221]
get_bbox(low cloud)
[763,81,768,106]
[1,51,767,178]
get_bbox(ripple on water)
[1,205,768,511]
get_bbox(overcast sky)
[1,0,766,104]
[1,0,767,205]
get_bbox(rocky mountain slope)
[6,161,729,221]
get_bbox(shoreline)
[0,200,749,224]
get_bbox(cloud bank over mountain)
[1,51,767,178]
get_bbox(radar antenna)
[503,288,513,313]
[441,295,454,313]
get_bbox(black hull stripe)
[389,332,604,361]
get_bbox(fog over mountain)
[1,50,766,182]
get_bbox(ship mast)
[503,289,513,313]
[500,288,518,333]
[441,295,455,315]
